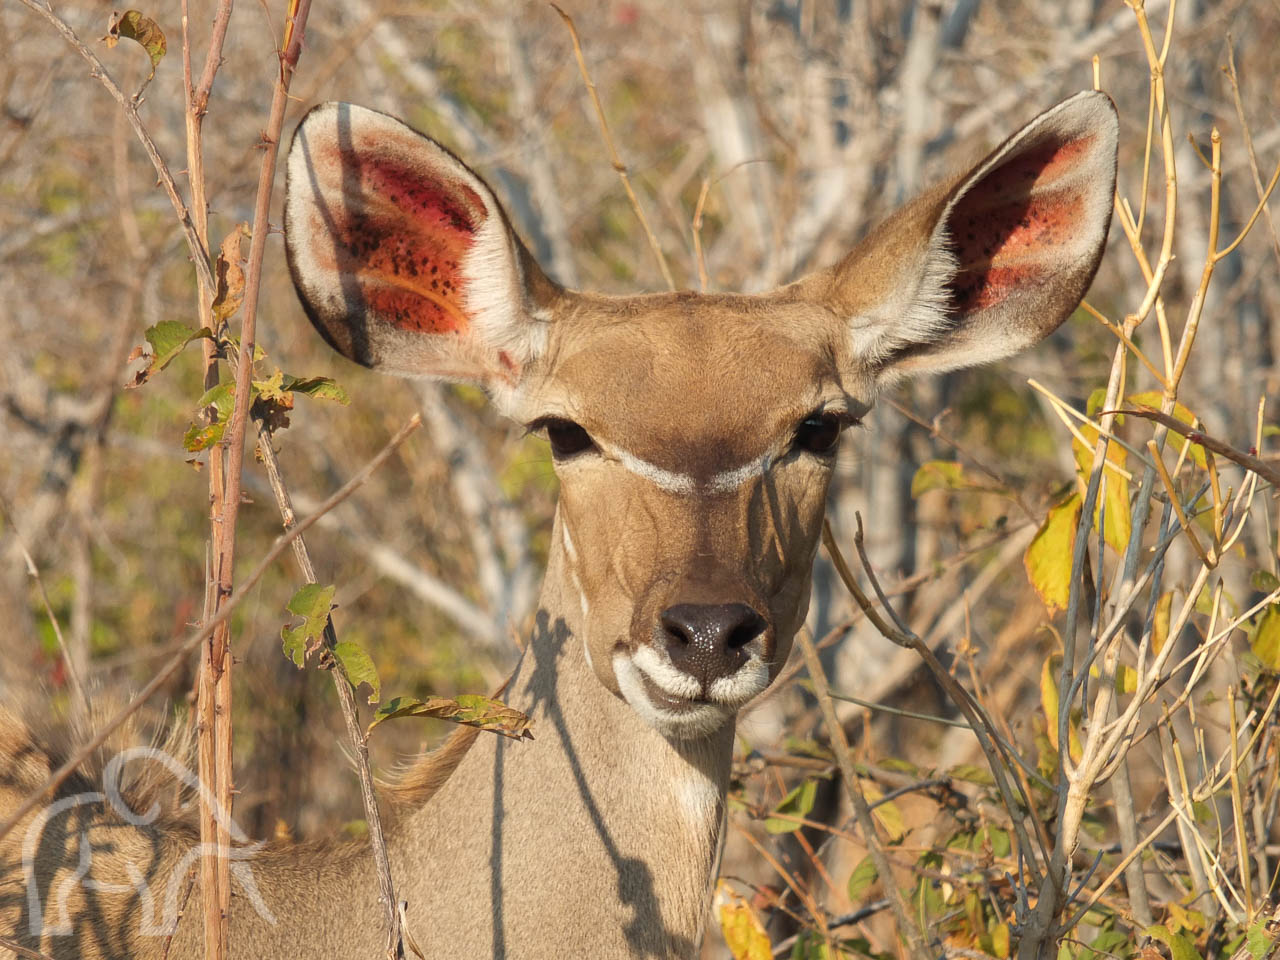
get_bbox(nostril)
[659,611,694,647]
[659,603,767,655]
[726,611,767,650]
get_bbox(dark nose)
[659,603,768,688]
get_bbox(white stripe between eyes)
[606,446,769,495]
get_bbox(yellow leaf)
[1072,428,1130,553]
[101,10,167,92]
[1252,605,1280,672]
[1025,494,1081,612]
[991,922,1011,959]
[1040,654,1082,762]
[860,780,905,841]
[716,883,772,960]
[1115,664,1138,694]
[1152,592,1173,655]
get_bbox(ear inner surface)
[819,90,1119,380]
[948,135,1098,315]
[285,102,540,387]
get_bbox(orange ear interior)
[318,144,488,336]
[948,135,1097,314]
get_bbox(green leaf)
[101,10,166,91]
[368,694,533,740]
[182,419,224,453]
[333,641,380,703]
[1251,606,1280,672]
[1144,924,1204,960]
[284,375,351,405]
[287,582,336,619]
[1086,388,1109,418]
[948,763,995,787]
[846,856,877,902]
[1025,493,1081,613]
[280,584,335,667]
[765,779,818,834]
[127,321,212,388]
[1251,570,1280,593]
[1246,919,1270,960]
[911,460,967,497]
[984,825,1011,858]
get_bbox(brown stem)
[0,413,420,848]
[181,2,237,956]
[197,2,312,954]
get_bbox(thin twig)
[552,4,675,290]
[795,626,932,960]
[769,900,892,957]
[0,936,55,960]
[0,493,89,716]
[254,415,406,959]
[15,0,215,295]
[0,414,421,847]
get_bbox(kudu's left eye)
[535,418,597,459]
[793,413,844,455]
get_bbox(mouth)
[613,646,768,739]
[637,671,710,714]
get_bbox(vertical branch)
[182,3,236,956]
[200,1,316,957]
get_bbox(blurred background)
[1,0,1277,955]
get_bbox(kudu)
[1,91,1118,959]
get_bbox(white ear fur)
[833,91,1119,379]
[284,102,553,395]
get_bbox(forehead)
[528,292,852,469]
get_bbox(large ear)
[802,90,1118,380]
[284,102,557,394]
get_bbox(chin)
[611,647,770,741]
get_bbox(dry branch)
[0,414,421,844]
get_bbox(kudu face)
[284,93,1119,740]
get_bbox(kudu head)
[284,93,1117,740]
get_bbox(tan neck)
[390,516,734,958]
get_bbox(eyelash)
[793,411,857,455]
[528,417,596,459]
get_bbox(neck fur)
[393,518,734,958]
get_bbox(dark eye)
[794,413,844,455]
[538,418,596,459]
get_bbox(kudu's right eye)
[536,418,596,459]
